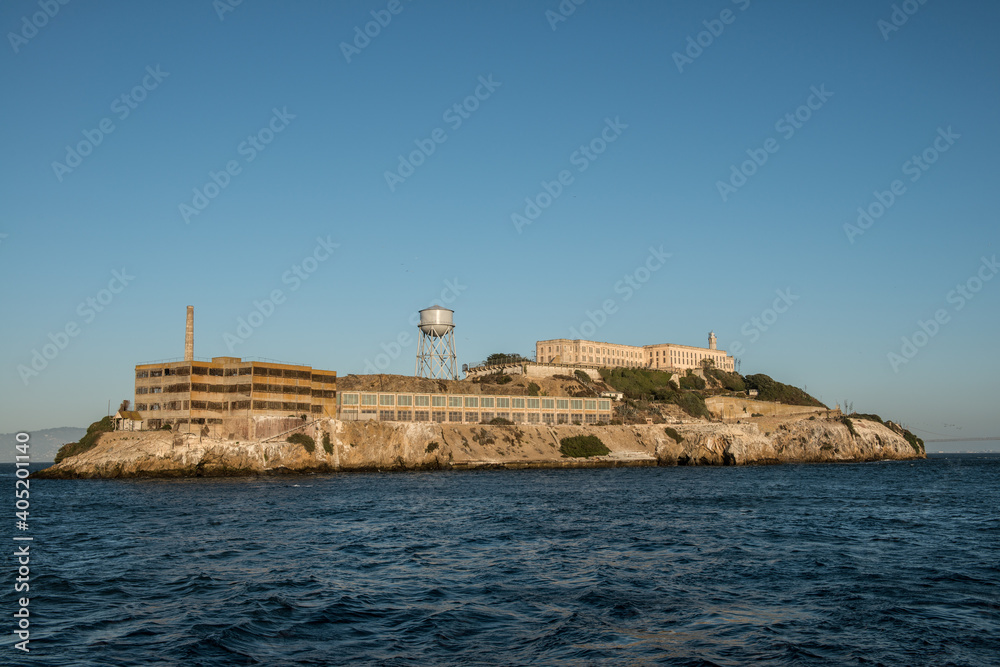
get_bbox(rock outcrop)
[33,416,924,479]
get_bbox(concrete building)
[536,332,735,372]
[133,306,336,436]
[113,410,144,431]
[338,391,613,425]
[134,357,337,435]
[535,339,646,368]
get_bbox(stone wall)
[705,396,832,421]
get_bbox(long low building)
[339,391,613,425]
[536,331,734,372]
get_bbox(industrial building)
[535,332,735,372]
[338,391,613,424]
[133,306,336,436]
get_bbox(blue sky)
[1,0,998,448]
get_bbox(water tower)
[415,305,458,380]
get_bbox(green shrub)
[559,435,610,458]
[599,367,677,399]
[322,432,333,454]
[527,382,540,396]
[710,368,746,392]
[425,441,439,453]
[902,430,924,454]
[160,423,172,431]
[744,374,825,407]
[841,417,858,439]
[489,417,514,426]
[751,413,764,417]
[599,368,712,419]
[652,385,711,420]
[850,413,885,424]
[54,416,114,463]
[679,372,705,390]
[287,432,315,453]
[664,427,683,443]
[574,370,591,384]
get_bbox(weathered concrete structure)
[338,390,612,425]
[134,357,337,437]
[705,396,831,422]
[133,307,336,437]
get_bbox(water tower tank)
[418,305,454,338]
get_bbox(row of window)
[137,383,336,398]
[340,393,610,411]
[136,367,335,382]
[343,410,606,424]
[542,343,641,358]
[134,401,321,413]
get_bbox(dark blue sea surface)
[3,455,999,665]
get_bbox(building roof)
[116,410,143,420]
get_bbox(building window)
[414,410,429,421]
[481,397,494,408]
[379,410,394,420]
[432,411,446,422]
[570,400,583,410]
[465,412,478,423]
[481,412,494,422]
[397,395,413,407]
[527,398,539,409]
[557,399,569,409]
[448,411,462,422]
[542,398,554,409]
[432,396,446,407]
[512,398,525,409]
[448,396,462,408]
[496,397,510,408]
[361,394,377,406]
[557,413,568,424]
[585,400,597,410]
[542,413,554,424]
[585,414,597,424]
[598,400,610,411]
[415,395,430,407]
[528,413,540,423]
[396,410,411,421]
[464,397,478,408]
[379,394,394,406]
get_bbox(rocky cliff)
[33,416,924,479]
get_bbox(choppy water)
[4,455,999,665]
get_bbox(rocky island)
[34,368,924,479]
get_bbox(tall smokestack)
[185,306,194,361]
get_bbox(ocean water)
[4,455,998,666]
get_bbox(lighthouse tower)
[708,331,717,350]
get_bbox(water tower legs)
[415,328,457,380]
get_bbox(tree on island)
[485,353,528,366]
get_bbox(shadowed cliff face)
[32,417,923,479]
